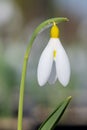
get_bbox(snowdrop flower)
[37,23,70,87]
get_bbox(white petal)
[55,39,70,86]
[37,39,54,86]
[48,61,57,84]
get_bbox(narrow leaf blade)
[38,96,72,130]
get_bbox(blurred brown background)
[0,0,87,129]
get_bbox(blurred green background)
[0,0,87,129]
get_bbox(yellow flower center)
[53,50,57,58]
[50,23,59,38]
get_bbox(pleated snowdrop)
[37,23,70,87]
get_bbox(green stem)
[17,17,68,130]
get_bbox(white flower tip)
[37,71,47,87]
[61,80,69,87]
[37,73,43,86]
[59,73,70,87]
[38,80,45,87]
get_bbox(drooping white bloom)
[37,23,70,87]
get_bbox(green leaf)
[38,96,72,130]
